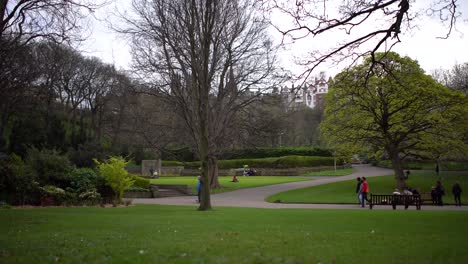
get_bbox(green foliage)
[220,147,333,159]
[68,168,99,193]
[68,142,110,168]
[0,154,40,205]
[163,155,339,169]
[8,114,46,157]
[321,52,468,178]
[39,185,66,205]
[159,147,333,162]
[26,148,73,187]
[126,186,150,192]
[161,147,197,162]
[217,156,338,169]
[161,160,184,166]
[95,156,134,202]
[130,174,150,189]
[78,190,101,205]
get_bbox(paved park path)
[133,164,468,211]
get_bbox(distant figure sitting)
[392,189,401,195]
[243,165,249,176]
[403,188,413,195]
[231,175,239,183]
[408,187,419,195]
[405,170,410,179]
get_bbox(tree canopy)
[321,52,468,188]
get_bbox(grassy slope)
[267,172,468,204]
[151,176,312,194]
[1,205,468,263]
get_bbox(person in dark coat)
[435,181,444,206]
[452,182,462,206]
[430,186,437,205]
[356,177,362,204]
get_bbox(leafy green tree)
[321,52,468,188]
[94,156,134,202]
[26,148,73,187]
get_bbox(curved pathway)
[134,165,468,211]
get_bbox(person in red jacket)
[361,177,370,207]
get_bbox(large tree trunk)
[208,155,221,189]
[390,153,407,190]
[199,144,212,210]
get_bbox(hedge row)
[158,146,333,162]
[162,155,340,169]
[219,147,333,159]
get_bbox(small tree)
[94,156,134,203]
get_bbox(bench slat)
[369,194,421,210]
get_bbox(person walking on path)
[452,182,462,206]
[356,177,362,205]
[360,177,370,207]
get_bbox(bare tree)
[0,0,104,47]
[117,0,280,210]
[0,0,105,151]
[262,0,463,82]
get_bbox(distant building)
[280,72,329,110]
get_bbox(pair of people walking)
[356,177,370,207]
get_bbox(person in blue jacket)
[196,176,202,203]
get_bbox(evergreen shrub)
[26,148,73,187]
[131,175,150,189]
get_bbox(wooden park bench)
[369,194,421,210]
[419,192,433,204]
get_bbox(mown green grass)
[151,176,312,194]
[303,168,354,176]
[375,160,468,170]
[1,205,467,263]
[267,172,468,204]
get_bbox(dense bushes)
[67,168,100,193]
[26,148,73,187]
[220,147,333,159]
[0,154,40,205]
[163,155,340,169]
[217,156,339,169]
[95,156,134,202]
[159,146,333,162]
[130,174,150,189]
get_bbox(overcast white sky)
[81,0,468,80]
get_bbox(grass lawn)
[266,172,468,204]
[1,205,468,263]
[376,160,468,170]
[303,168,354,176]
[150,176,312,194]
